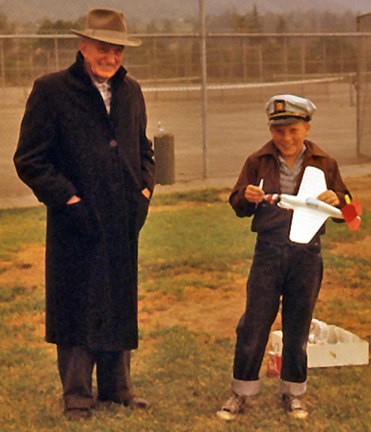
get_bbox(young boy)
[217,94,351,420]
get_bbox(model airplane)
[264,166,362,244]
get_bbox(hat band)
[269,111,308,120]
[83,29,131,40]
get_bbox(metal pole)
[283,36,288,80]
[0,40,5,88]
[258,46,263,81]
[54,38,59,70]
[199,0,208,179]
[300,38,306,78]
[356,35,363,156]
[355,17,362,156]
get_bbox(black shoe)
[98,395,151,409]
[64,408,92,421]
[123,396,151,409]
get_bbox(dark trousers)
[57,345,134,410]
[233,239,323,389]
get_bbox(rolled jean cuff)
[279,379,306,396]
[231,377,261,396]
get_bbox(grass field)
[0,182,370,432]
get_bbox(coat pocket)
[64,201,98,238]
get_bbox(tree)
[0,9,15,34]
[246,4,262,33]
[232,14,247,32]
[276,15,288,33]
[37,19,80,35]
[0,10,7,33]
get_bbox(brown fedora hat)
[71,8,141,47]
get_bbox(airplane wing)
[276,166,360,243]
[289,207,329,243]
[296,166,327,198]
[290,166,328,243]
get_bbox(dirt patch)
[139,283,250,339]
[332,234,371,257]
[0,244,45,287]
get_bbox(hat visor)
[268,116,309,126]
[71,29,142,47]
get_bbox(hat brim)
[269,116,310,126]
[71,29,142,47]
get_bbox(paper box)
[271,325,369,368]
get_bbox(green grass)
[0,206,45,259]
[0,190,370,432]
[150,187,227,206]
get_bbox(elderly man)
[14,8,155,420]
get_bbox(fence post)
[199,0,208,179]
[0,40,5,88]
[54,38,59,71]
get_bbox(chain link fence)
[1,3,370,207]
[356,12,371,158]
[0,33,362,86]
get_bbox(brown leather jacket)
[229,140,351,244]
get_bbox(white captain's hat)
[266,94,316,125]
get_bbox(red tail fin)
[346,216,361,231]
[341,200,362,231]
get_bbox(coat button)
[109,140,118,148]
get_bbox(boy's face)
[269,120,310,161]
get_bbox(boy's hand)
[245,184,265,204]
[317,190,340,207]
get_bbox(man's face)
[80,38,125,82]
[269,120,310,161]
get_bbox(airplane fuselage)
[278,194,343,219]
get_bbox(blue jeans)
[232,239,323,396]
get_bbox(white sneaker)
[216,393,246,421]
[282,394,308,419]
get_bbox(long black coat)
[14,52,155,351]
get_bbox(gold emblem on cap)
[274,100,286,113]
